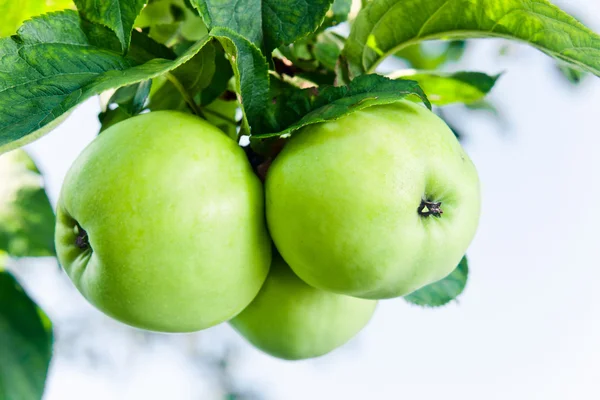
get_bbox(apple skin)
[266,101,480,299]
[55,111,271,332]
[230,253,377,360]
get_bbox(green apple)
[55,111,271,332]
[230,253,377,360]
[266,101,480,299]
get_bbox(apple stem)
[75,225,90,250]
[243,139,286,182]
[418,199,443,218]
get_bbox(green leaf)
[0,150,55,258]
[388,71,500,106]
[394,40,467,70]
[135,0,175,27]
[171,41,216,98]
[73,0,147,51]
[110,80,153,115]
[0,0,73,37]
[192,0,334,51]
[313,32,345,71]
[136,0,209,46]
[199,43,234,105]
[556,62,586,85]
[147,78,189,112]
[0,269,53,400]
[203,98,239,139]
[211,27,274,135]
[98,106,133,132]
[404,256,469,307]
[343,0,600,78]
[252,74,431,139]
[98,80,152,131]
[0,10,213,154]
[319,0,352,31]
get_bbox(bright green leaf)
[0,0,73,37]
[0,269,53,400]
[388,71,500,106]
[193,0,334,51]
[344,0,600,78]
[73,0,147,51]
[404,256,469,307]
[0,151,55,258]
[0,10,213,154]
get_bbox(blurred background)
[3,0,600,399]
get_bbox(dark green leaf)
[404,257,469,307]
[0,269,53,400]
[98,80,152,131]
[0,151,55,257]
[73,0,147,51]
[0,10,212,154]
[211,27,274,135]
[389,71,500,106]
[252,74,431,139]
[129,29,178,60]
[344,0,600,78]
[192,0,334,51]
[108,80,153,115]
[98,106,133,132]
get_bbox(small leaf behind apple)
[403,257,469,307]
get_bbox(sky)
[11,1,600,399]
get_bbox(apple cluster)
[55,101,480,360]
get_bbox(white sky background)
[11,1,600,399]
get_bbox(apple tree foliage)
[0,0,599,397]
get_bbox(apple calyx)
[418,199,443,218]
[74,224,90,250]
